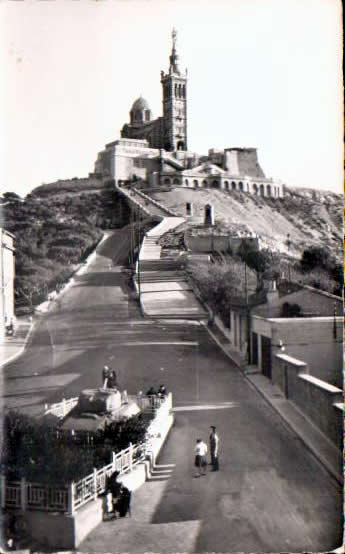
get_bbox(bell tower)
[161,29,188,152]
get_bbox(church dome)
[131,96,150,111]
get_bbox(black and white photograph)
[0,1,343,552]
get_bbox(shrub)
[300,246,332,272]
[1,411,149,485]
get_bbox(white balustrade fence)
[44,397,79,419]
[2,393,172,514]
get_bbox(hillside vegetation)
[0,181,130,313]
[150,186,342,261]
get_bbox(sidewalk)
[205,320,344,485]
[0,318,34,368]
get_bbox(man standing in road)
[194,439,208,477]
[209,426,219,471]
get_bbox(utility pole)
[286,233,291,282]
[129,208,134,267]
[333,301,337,340]
[244,261,251,364]
[137,206,141,297]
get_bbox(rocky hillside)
[149,186,343,261]
[1,180,131,313]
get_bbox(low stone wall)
[185,233,259,254]
[275,353,343,448]
[133,188,176,216]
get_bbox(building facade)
[94,30,284,198]
[0,228,15,338]
[121,29,187,152]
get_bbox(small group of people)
[146,384,167,398]
[105,471,131,519]
[146,385,167,408]
[194,426,219,477]
[102,366,118,389]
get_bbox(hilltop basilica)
[94,31,284,199]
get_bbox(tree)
[300,246,332,272]
[238,248,274,290]
[187,260,242,323]
[2,191,22,202]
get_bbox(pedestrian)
[108,370,118,389]
[158,384,167,398]
[146,386,157,408]
[194,438,208,477]
[209,426,219,471]
[102,365,110,387]
[106,471,122,517]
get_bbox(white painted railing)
[72,442,145,512]
[2,393,172,514]
[43,393,166,421]
[0,476,69,512]
[44,397,79,419]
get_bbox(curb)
[202,321,343,486]
[1,233,108,367]
[202,321,243,369]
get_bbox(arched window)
[253,183,258,195]
[163,178,171,185]
[259,184,265,197]
[177,141,185,151]
[266,185,271,197]
[182,85,186,98]
[175,84,178,97]
[231,181,237,190]
[193,179,199,187]
[239,182,243,192]
[202,180,208,187]
[212,180,219,188]
[185,179,189,186]
[224,181,229,190]
[178,84,182,98]
[173,178,180,185]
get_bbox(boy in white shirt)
[194,438,208,477]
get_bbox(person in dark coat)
[209,426,219,471]
[107,471,122,498]
[114,486,131,517]
[158,384,167,397]
[146,386,157,408]
[108,370,118,389]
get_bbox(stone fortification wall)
[185,232,259,254]
[97,140,160,184]
[224,148,266,178]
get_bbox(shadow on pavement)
[73,272,129,288]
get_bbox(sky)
[0,0,343,197]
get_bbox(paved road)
[2,229,342,552]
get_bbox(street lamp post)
[286,233,291,282]
[137,206,141,298]
[244,261,251,364]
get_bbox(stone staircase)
[139,271,186,283]
[135,217,207,320]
